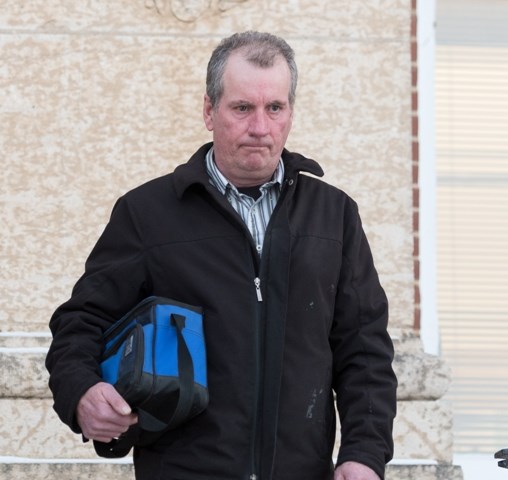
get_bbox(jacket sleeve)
[45,195,150,433]
[330,198,397,479]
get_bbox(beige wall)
[1,0,413,334]
[1,2,468,475]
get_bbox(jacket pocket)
[116,323,147,406]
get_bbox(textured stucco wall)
[0,1,465,474]
[1,0,413,334]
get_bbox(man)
[46,31,397,480]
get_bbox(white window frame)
[417,0,440,355]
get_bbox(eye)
[236,104,250,112]
[268,103,283,113]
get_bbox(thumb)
[101,383,132,416]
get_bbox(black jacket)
[46,143,397,480]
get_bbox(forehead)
[222,51,291,101]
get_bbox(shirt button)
[256,245,262,252]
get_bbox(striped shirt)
[205,147,284,256]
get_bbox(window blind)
[436,0,508,454]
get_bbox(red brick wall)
[411,0,420,330]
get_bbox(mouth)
[242,144,270,150]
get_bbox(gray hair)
[206,31,298,109]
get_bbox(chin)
[242,156,272,171]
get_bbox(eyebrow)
[268,100,287,106]
[228,99,288,107]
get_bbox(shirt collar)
[205,147,285,195]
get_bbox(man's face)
[203,51,293,188]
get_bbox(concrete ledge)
[0,460,134,480]
[0,333,51,349]
[0,399,97,458]
[0,333,51,398]
[0,335,457,467]
[386,463,463,480]
[1,335,451,400]
[2,397,454,461]
[1,398,455,463]
[393,351,451,400]
[333,400,454,465]
[392,332,452,401]
[0,459,463,480]
[394,400,454,463]
[0,349,50,398]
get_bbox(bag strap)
[93,312,195,458]
[149,312,195,430]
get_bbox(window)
[436,0,508,453]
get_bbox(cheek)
[219,121,245,143]
[212,124,240,154]
[276,121,292,142]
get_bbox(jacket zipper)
[205,179,292,480]
[248,179,292,480]
[204,183,264,480]
[250,271,263,480]
[254,277,263,302]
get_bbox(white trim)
[417,0,440,355]
[388,459,438,465]
[0,347,48,354]
[0,456,132,464]
[0,331,52,337]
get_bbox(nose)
[248,109,270,137]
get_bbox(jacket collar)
[173,142,324,199]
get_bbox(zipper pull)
[254,277,263,302]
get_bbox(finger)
[100,383,133,416]
[93,435,116,443]
[77,384,134,440]
[84,417,135,441]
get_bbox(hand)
[334,461,381,480]
[76,382,138,443]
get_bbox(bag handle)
[152,313,195,430]
[93,312,195,457]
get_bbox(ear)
[203,94,214,131]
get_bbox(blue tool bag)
[94,296,208,458]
